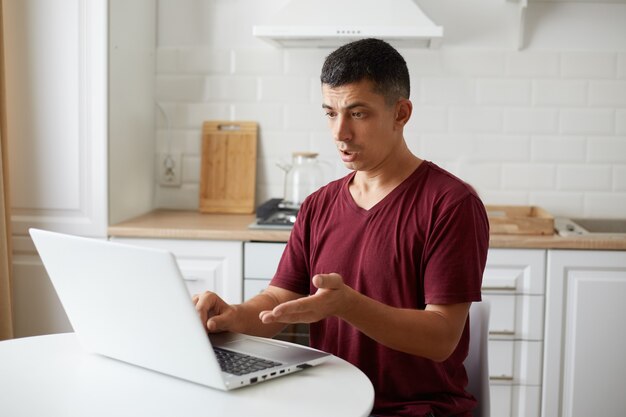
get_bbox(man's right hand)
[192,291,239,333]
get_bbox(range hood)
[253,0,443,48]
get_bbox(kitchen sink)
[555,218,626,236]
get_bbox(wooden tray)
[486,205,555,235]
[199,121,257,214]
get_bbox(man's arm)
[259,273,470,361]
[193,285,304,338]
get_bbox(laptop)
[29,228,330,390]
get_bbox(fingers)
[259,297,317,324]
[193,291,227,332]
[312,273,343,290]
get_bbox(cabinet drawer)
[244,278,270,301]
[244,242,287,279]
[484,249,545,295]
[110,237,243,303]
[488,340,543,385]
[490,384,541,417]
[483,293,544,340]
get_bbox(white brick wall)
[154,4,626,219]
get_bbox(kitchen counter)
[108,210,626,250]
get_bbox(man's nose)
[333,115,351,142]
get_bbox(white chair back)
[464,301,491,417]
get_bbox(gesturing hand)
[259,273,353,324]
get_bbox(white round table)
[0,333,374,417]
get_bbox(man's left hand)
[259,273,352,324]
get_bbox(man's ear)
[394,99,412,127]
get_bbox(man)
[194,38,489,417]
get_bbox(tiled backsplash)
[154,23,626,219]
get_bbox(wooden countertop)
[108,210,626,250]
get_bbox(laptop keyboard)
[213,347,282,376]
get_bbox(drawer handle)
[489,375,514,381]
[183,275,202,282]
[481,286,516,291]
[489,330,515,336]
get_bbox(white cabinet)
[111,238,244,304]
[243,242,287,300]
[5,0,156,338]
[483,249,545,417]
[542,250,626,417]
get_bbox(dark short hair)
[320,38,410,105]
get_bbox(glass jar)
[279,152,326,209]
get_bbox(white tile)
[309,131,339,162]
[420,134,474,161]
[156,130,201,155]
[177,103,231,129]
[449,107,503,133]
[504,109,559,134]
[589,81,626,107]
[618,110,626,134]
[410,106,447,132]
[618,53,626,79]
[285,49,327,76]
[403,50,444,76]
[284,104,329,131]
[533,80,587,107]
[557,165,612,191]
[477,79,531,106]
[156,48,179,73]
[561,52,616,78]
[259,76,311,103]
[420,78,476,105]
[560,109,614,135]
[257,131,310,159]
[181,155,200,183]
[529,192,584,218]
[155,183,199,210]
[480,191,530,206]
[233,49,284,75]
[614,166,626,191]
[502,163,556,190]
[531,135,586,163]
[587,136,626,163]
[203,76,257,101]
[475,135,530,162]
[232,103,284,130]
[506,51,560,77]
[442,50,506,76]
[453,162,502,190]
[156,76,205,101]
[178,48,231,73]
[583,193,626,217]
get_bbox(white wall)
[154,0,626,218]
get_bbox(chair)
[464,301,491,417]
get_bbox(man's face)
[321,79,403,172]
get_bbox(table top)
[0,333,374,417]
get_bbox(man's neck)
[349,147,422,210]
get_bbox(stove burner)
[253,198,298,229]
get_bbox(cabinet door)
[112,238,243,304]
[543,250,626,417]
[4,0,108,237]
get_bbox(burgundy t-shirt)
[271,161,489,417]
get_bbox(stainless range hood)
[253,0,443,48]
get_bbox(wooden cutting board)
[199,121,257,214]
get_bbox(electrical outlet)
[157,153,182,187]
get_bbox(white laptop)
[29,228,330,390]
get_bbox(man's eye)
[325,112,337,118]
[352,112,364,119]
